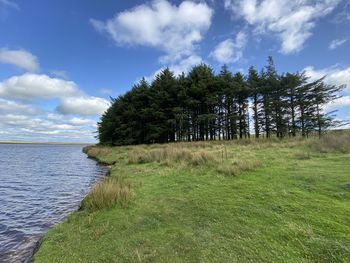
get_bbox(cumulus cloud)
[56,96,110,116]
[91,0,213,76]
[210,31,247,64]
[224,0,342,54]
[0,73,80,100]
[0,99,100,142]
[324,96,350,118]
[0,46,108,141]
[0,73,110,115]
[329,38,347,50]
[68,117,97,126]
[167,54,203,76]
[0,48,39,72]
[327,96,350,109]
[91,0,212,57]
[0,98,41,115]
[303,65,350,92]
[145,54,203,83]
[304,65,350,115]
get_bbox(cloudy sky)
[0,0,349,142]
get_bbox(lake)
[0,144,107,262]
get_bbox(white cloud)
[210,31,247,64]
[0,48,39,72]
[329,38,347,50]
[225,0,342,54]
[145,54,203,82]
[304,65,350,92]
[168,54,203,76]
[327,96,350,109]
[324,96,350,114]
[304,65,350,115]
[0,45,108,141]
[0,73,110,116]
[0,98,41,115]
[91,0,213,76]
[0,73,80,100]
[68,117,97,126]
[0,99,100,142]
[91,0,212,57]
[0,0,18,9]
[57,96,110,116]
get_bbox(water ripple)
[0,144,107,262]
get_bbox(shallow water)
[0,144,107,262]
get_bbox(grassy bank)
[35,135,350,262]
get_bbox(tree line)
[98,57,343,145]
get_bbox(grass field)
[34,134,350,262]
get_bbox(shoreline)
[29,145,109,262]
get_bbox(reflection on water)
[0,144,107,262]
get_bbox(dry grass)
[83,145,113,158]
[85,132,350,178]
[83,145,121,165]
[83,145,107,155]
[127,146,216,167]
[81,176,133,211]
[217,159,262,176]
[188,151,216,166]
[309,133,350,153]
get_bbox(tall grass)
[217,159,262,176]
[83,146,119,165]
[309,132,350,153]
[127,146,216,167]
[86,131,350,179]
[83,145,112,157]
[81,176,133,211]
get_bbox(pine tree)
[234,72,249,138]
[97,58,344,145]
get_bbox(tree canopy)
[98,57,344,145]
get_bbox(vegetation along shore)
[34,132,350,262]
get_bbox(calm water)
[0,144,107,262]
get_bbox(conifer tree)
[97,57,344,145]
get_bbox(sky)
[0,0,349,142]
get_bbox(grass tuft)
[83,146,117,165]
[127,146,216,167]
[81,176,133,211]
[188,151,216,166]
[217,159,261,176]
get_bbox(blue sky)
[0,0,349,142]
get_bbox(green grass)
[35,136,350,262]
